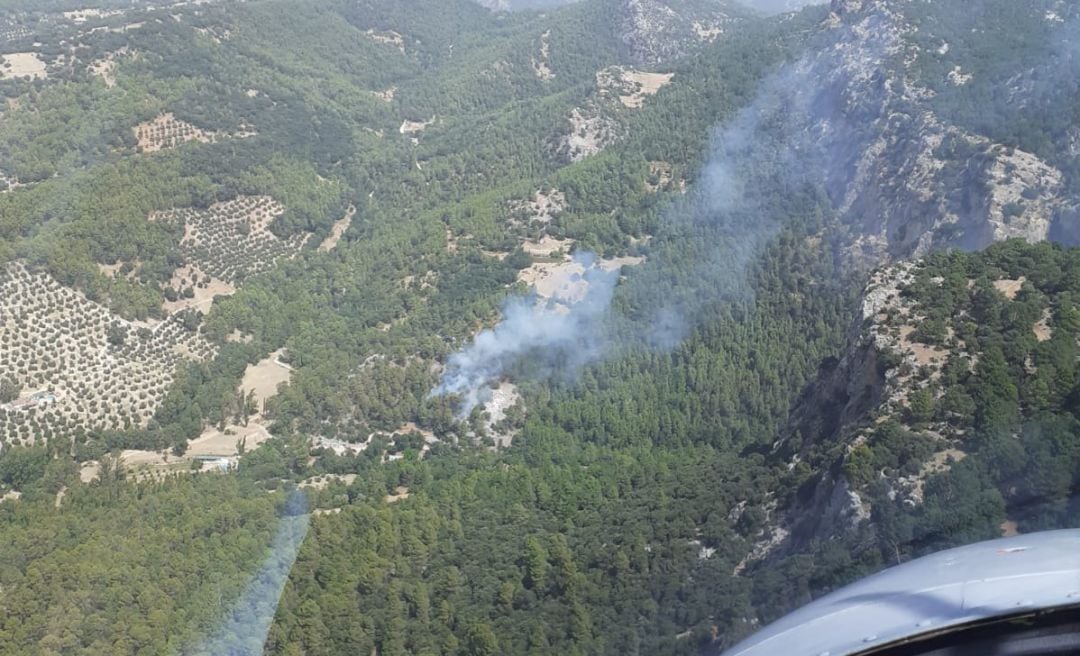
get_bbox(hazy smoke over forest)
[432,254,619,415]
[473,0,827,13]
[434,0,1080,415]
[432,60,823,415]
[738,0,826,15]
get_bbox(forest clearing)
[617,69,674,108]
[161,265,237,315]
[0,52,47,80]
[241,348,293,414]
[318,205,356,252]
[518,253,644,304]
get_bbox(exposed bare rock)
[985,147,1063,243]
[829,0,867,15]
[532,30,554,80]
[766,0,1077,264]
[756,250,1062,566]
[553,107,619,161]
[596,65,674,108]
[617,0,742,65]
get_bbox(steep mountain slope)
[615,0,750,65]
[706,0,1078,266]
[474,0,751,64]
[739,0,825,13]
[473,0,580,8]
[743,242,1080,603]
[0,0,1078,654]
[705,0,1080,625]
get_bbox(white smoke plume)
[430,65,820,416]
[432,253,619,415]
[428,31,844,417]
[434,0,1071,416]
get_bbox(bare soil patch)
[161,265,236,315]
[899,324,946,367]
[617,70,673,108]
[240,348,293,414]
[365,29,405,53]
[97,262,125,278]
[384,486,410,503]
[925,447,966,473]
[596,66,673,109]
[519,254,644,305]
[522,235,574,257]
[121,449,169,467]
[226,330,253,344]
[993,277,1026,300]
[1034,308,1052,342]
[88,47,128,87]
[88,57,117,86]
[0,53,47,80]
[318,205,356,252]
[300,473,358,490]
[400,117,435,135]
[394,421,438,442]
[79,462,100,483]
[188,422,272,457]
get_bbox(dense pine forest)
[0,0,1078,654]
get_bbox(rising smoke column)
[430,61,828,414]
[429,3,909,412]
[432,253,619,415]
[191,491,310,656]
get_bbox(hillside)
[735,240,1080,628]
[0,0,1077,654]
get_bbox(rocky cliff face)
[737,0,1078,552]
[737,0,826,15]
[474,0,746,64]
[765,264,923,551]
[749,240,1072,567]
[739,5,1077,557]
[471,0,577,10]
[755,0,1078,264]
[617,0,743,65]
